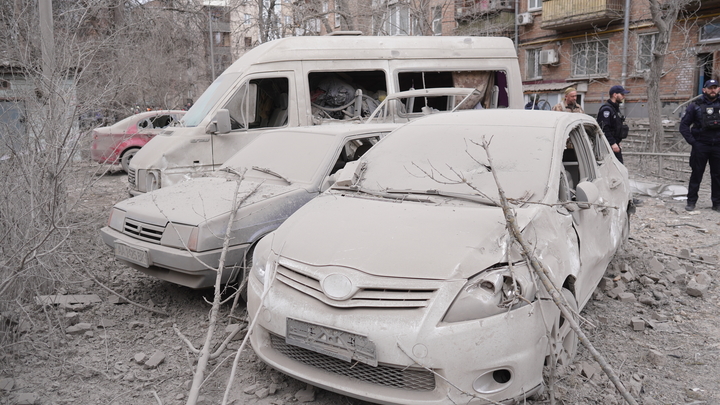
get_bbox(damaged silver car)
[100,123,399,289]
[247,110,631,404]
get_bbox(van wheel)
[548,288,578,371]
[120,148,140,173]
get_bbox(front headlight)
[107,208,126,231]
[137,169,161,192]
[161,223,198,251]
[251,234,274,285]
[443,261,537,323]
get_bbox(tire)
[120,148,140,173]
[549,288,579,369]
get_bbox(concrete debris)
[64,312,79,326]
[678,248,691,259]
[0,378,14,391]
[66,323,92,335]
[243,383,258,395]
[84,331,94,338]
[618,292,636,303]
[673,269,687,285]
[175,393,184,400]
[695,271,711,285]
[129,321,149,329]
[685,280,708,298]
[35,294,101,306]
[107,295,128,305]
[144,351,166,369]
[646,349,667,367]
[578,361,599,379]
[295,385,316,403]
[268,382,279,395]
[631,317,645,331]
[98,319,116,329]
[665,258,681,271]
[225,324,243,341]
[134,353,147,365]
[256,387,270,399]
[599,277,613,291]
[646,257,664,274]
[13,392,39,405]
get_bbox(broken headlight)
[443,261,537,323]
[251,235,274,286]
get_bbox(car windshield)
[358,120,555,203]
[221,131,337,184]
[182,73,240,127]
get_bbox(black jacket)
[596,100,624,146]
[680,95,720,145]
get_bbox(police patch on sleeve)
[603,110,610,118]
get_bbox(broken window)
[397,70,509,110]
[330,136,381,175]
[562,126,597,194]
[583,123,611,164]
[309,71,387,120]
[224,77,289,130]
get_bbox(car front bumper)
[100,226,249,289]
[247,274,553,405]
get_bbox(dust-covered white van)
[128,35,523,195]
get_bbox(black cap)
[609,85,629,96]
[704,79,719,88]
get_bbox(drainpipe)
[620,0,630,114]
[514,0,519,52]
[208,8,215,81]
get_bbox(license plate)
[286,318,377,367]
[115,241,150,268]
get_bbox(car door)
[564,124,616,305]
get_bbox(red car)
[90,110,185,172]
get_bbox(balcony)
[541,0,624,31]
[455,0,514,21]
[456,11,514,36]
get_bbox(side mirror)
[206,109,231,134]
[334,161,361,187]
[575,181,599,208]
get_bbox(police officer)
[679,79,720,212]
[596,85,630,163]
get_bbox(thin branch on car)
[479,136,639,405]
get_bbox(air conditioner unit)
[539,49,559,65]
[517,13,533,26]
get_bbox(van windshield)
[182,73,240,127]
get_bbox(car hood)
[115,177,304,226]
[273,193,540,280]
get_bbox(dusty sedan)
[247,110,631,405]
[90,110,185,172]
[100,123,399,289]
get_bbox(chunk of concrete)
[647,349,667,367]
[64,312,79,326]
[0,378,14,391]
[295,385,315,403]
[598,277,613,291]
[256,387,270,399]
[695,271,711,285]
[665,259,681,271]
[686,281,708,298]
[631,317,645,331]
[14,392,39,405]
[107,295,128,305]
[134,353,147,365]
[243,383,258,395]
[647,257,664,274]
[678,249,691,259]
[66,323,92,335]
[618,292,637,303]
[144,351,166,369]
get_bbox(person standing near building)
[679,79,720,212]
[597,85,629,163]
[552,87,584,113]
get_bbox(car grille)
[127,168,136,186]
[270,334,436,391]
[123,218,164,244]
[276,263,436,309]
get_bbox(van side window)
[309,71,387,120]
[225,77,289,130]
[397,70,509,110]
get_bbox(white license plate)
[286,318,377,367]
[115,241,150,268]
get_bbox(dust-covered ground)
[1,159,719,405]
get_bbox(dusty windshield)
[182,73,240,127]
[221,131,336,184]
[357,121,554,203]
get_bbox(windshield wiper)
[385,188,498,206]
[251,166,291,185]
[331,185,434,203]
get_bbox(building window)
[700,22,720,43]
[335,0,342,28]
[386,3,410,35]
[572,39,609,77]
[526,48,542,80]
[244,37,252,48]
[637,33,657,72]
[528,0,541,11]
[244,13,252,25]
[432,6,442,35]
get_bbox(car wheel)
[549,288,578,369]
[120,148,140,173]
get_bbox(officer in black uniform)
[679,79,720,212]
[596,85,630,163]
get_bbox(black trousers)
[687,141,720,206]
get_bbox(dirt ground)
[1,159,719,405]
